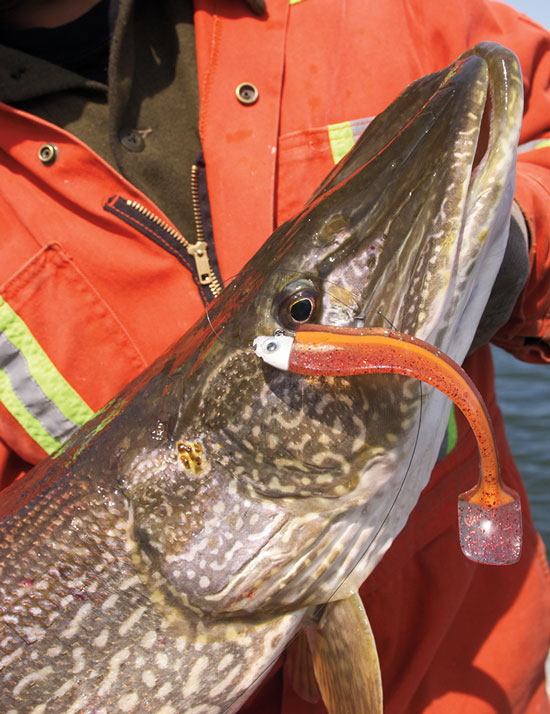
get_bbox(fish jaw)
[310,43,523,362]
[439,42,524,358]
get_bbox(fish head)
[117,43,523,617]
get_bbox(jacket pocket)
[0,243,147,462]
[276,118,373,225]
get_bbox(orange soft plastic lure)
[253,324,522,565]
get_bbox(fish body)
[0,43,522,713]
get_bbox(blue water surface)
[492,346,550,552]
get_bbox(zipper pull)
[105,195,223,301]
[190,164,222,296]
[187,240,214,285]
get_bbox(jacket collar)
[0,0,266,105]
[0,44,102,104]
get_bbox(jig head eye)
[274,279,319,331]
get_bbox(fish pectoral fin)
[306,593,383,714]
[285,629,322,703]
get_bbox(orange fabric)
[0,0,549,711]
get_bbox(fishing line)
[377,308,397,330]
[219,404,424,714]
[324,379,424,601]
[204,270,245,349]
[204,268,362,349]
[205,298,233,345]
[210,278,424,710]
[306,306,425,602]
[220,336,425,714]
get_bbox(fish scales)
[0,43,523,712]
[0,473,302,713]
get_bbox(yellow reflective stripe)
[0,299,94,443]
[519,138,550,154]
[289,0,305,4]
[328,121,355,165]
[0,368,61,454]
[446,406,458,456]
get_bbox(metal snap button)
[38,143,58,166]
[119,129,145,152]
[236,82,259,105]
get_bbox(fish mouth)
[208,44,523,360]
[430,42,523,357]
[370,44,521,349]
[258,43,524,364]
[402,44,520,350]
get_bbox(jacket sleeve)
[415,0,550,363]
[491,5,550,364]
[478,3,550,363]
[498,145,550,364]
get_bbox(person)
[0,0,548,712]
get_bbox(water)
[492,346,550,553]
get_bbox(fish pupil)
[274,278,318,330]
[289,298,314,323]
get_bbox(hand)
[469,201,530,353]
[245,0,266,15]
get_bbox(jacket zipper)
[190,163,223,298]
[104,165,223,304]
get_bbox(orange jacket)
[0,1,549,711]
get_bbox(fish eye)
[274,279,319,331]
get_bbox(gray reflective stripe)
[518,138,550,153]
[0,332,79,444]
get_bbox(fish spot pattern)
[0,473,303,712]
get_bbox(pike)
[0,42,523,713]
